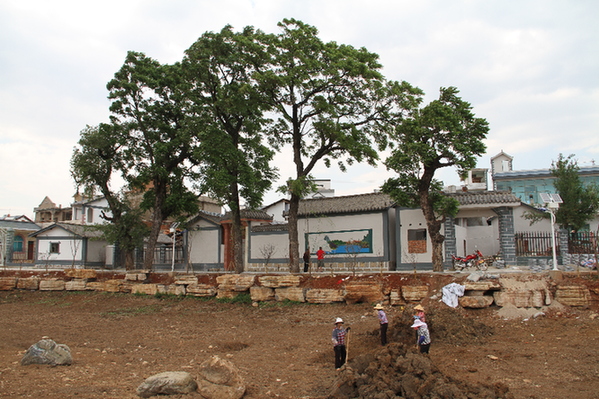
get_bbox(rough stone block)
[17,277,40,290]
[493,290,546,308]
[0,277,17,290]
[389,290,406,306]
[275,287,305,302]
[216,274,255,291]
[258,275,301,288]
[39,279,65,291]
[344,282,384,304]
[85,281,105,291]
[131,284,158,296]
[464,281,501,292]
[125,272,147,281]
[305,288,344,304]
[187,283,217,297]
[103,279,123,293]
[555,285,590,307]
[250,286,275,301]
[174,275,198,285]
[65,268,97,280]
[401,285,429,302]
[65,279,88,291]
[459,295,494,308]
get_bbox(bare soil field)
[0,273,598,398]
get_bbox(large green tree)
[382,87,489,271]
[107,52,200,270]
[183,26,277,273]
[259,19,412,272]
[71,124,148,269]
[551,154,599,232]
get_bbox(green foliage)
[551,154,599,232]
[383,86,489,271]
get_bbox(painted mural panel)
[305,229,373,254]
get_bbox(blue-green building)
[491,151,599,206]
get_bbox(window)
[87,208,94,223]
[49,242,60,254]
[13,236,24,252]
[407,229,427,253]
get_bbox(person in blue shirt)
[411,319,431,354]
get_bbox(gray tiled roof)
[30,223,105,238]
[222,209,273,222]
[298,192,395,216]
[0,220,40,231]
[252,223,289,232]
[447,191,521,207]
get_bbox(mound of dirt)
[329,343,512,399]
[389,304,495,347]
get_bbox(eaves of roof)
[297,192,395,217]
[447,191,521,208]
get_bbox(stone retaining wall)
[0,270,593,309]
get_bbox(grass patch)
[258,299,305,308]
[216,292,252,304]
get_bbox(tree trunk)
[231,207,244,274]
[288,193,301,273]
[419,179,445,272]
[143,185,165,270]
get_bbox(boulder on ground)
[136,371,198,398]
[196,355,246,399]
[21,337,72,366]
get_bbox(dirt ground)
[1,273,599,398]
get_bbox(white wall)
[187,219,222,265]
[298,212,386,260]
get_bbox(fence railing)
[113,246,185,269]
[516,231,599,257]
[515,231,559,257]
[568,231,599,254]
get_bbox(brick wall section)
[493,206,516,264]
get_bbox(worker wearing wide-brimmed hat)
[374,304,388,345]
[411,318,431,354]
[414,304,426,322]
[331,317,350,369]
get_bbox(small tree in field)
[382,87,489,272]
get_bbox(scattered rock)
[21,338,72,366]
[196,355,246,399]
[136,371,197,398]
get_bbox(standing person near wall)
[317,247,325,271]
[332,317,350,369]
[303,248,311,273]
[374,304,388,345]
[411,319,431,354]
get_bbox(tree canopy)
[183,26,278,272]
[551,154,599,232]
[106,52,200,269]
[382,86,489,271]
[258,18,414,272]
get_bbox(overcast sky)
[1,0,597,217]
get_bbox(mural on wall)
[305,229,373,254]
